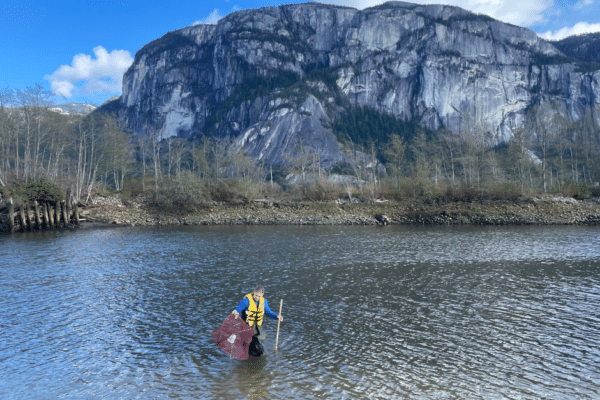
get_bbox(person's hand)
[232,310,239,319]
[278,315,283,322]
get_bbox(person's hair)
[253,286,265,294]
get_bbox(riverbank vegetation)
[1,86,599,216]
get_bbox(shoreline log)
[8,198,14,233]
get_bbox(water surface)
[1,225,599,399]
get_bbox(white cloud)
[539,21,600,40]
[45,46,133,99]
[574,0,594,10]
[193,8,224,25]
[317,0,553,27]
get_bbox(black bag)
[248,336,264,357]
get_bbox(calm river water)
[1,225,599,399]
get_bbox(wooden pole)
[48,203,55,228]
[34,201,42,230]
[275,299,283,351]
[66,189,72,225]
[61,200,68,226]
[8,198,15,233]
[43,203,50,229]
[73,198,80,225]
[54,201,60,227]
[25,203,33,231]
[20,204,27,232]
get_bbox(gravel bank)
[80,195,600,227]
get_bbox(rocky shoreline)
[78,194,600,227]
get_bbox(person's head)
[252,286,265,302]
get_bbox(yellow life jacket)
[245,293,264,326]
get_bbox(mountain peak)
[49,103,97,116]
[99,0,599,167]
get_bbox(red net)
[212,313,254,360]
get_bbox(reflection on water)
[1,225,599,399]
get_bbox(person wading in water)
[231,286,283,356]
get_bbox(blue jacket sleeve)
[263,298,279,320]
[234,297,249,314]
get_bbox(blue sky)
[1,0,598,106]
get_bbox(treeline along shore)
[2,86,600,233]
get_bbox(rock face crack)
[487,22,510,105]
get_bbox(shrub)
[371,177,428,201]
[298,179,344,201]
[11,178,65,204]
[268,166,291,188]
[120,177,159,199]
[305,65,339,89]
[0,186,12,204]
[148,181,207,213]
[445,186,481,202]
[207,181,243,203]
[560,181,591,200]
[441,50,461,58]
[330,163,355,176]
[384,177,439,201]
[488,182,522,201]
[376,177,401,200]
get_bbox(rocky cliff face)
[102,1,600,167]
